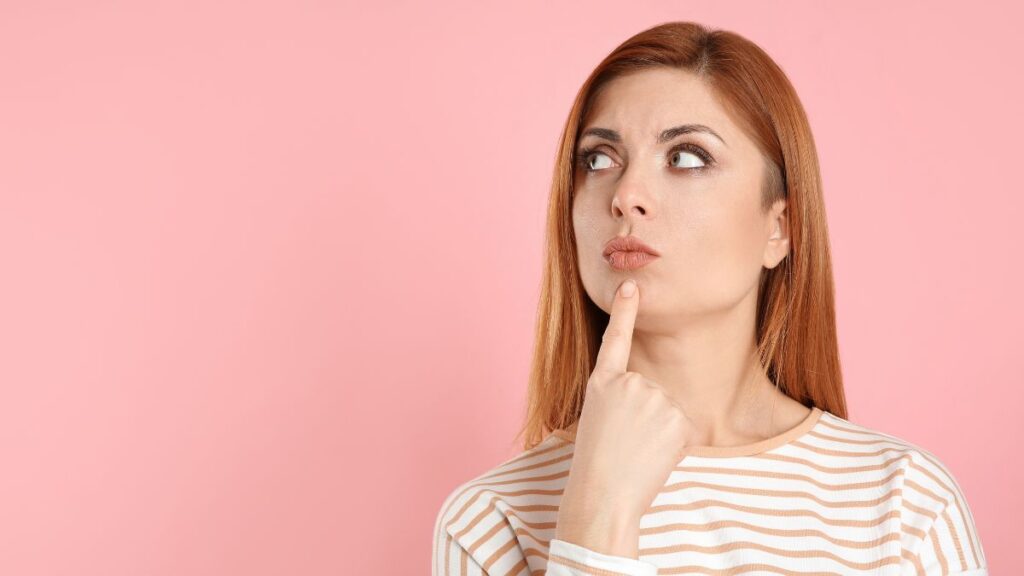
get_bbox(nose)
[611,179,653,221]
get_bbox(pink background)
[1,1,1019,574]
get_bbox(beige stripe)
[787,435,981,550]
[523,545,551,560]
[451,481,940,570]
[903,468,980,568]
[813,417,981,568]
[452,494,554,565]
[903,522,927,541]
[682,407,823,457]
[501,510,922,560]
[462,468,570,489]
[903,499,939,521]
[909,451,981,568]
[904,477,946,505]
[901,546,925,575]
[441,456,570,534]
[513,525,551,547]
[470,517,505,557]
[507,557,530,576]
[482,533,520,571]
[638,518,901,551]
[941,507,968,570]
[508,502,561,514]
[817,417,894,438]
[480,437,570,478]
[479,449,573,482]
[657,563,842,575]
[446,485,563,534]
[506,509,926,560]
[929,522,950,574]
[641,508,898,533]
[439,445,573,571]
[753,451,912,474]
[790,439,914,458]
[647,497,903,527]
[443,532,451,576]
[666,463,905,492]
[500,507,559,530]
[806,429,895,445]
[657,479,903,508]
[442,416,982,573]
[454,496,500,543]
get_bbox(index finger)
[593,279,639,376]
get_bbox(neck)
[620,285,783,446]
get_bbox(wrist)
[554,508,642,559]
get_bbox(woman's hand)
[554,279,700,558]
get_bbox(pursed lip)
[602,235,661,261]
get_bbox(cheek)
[572,192,624,312]
[677,201,766,306]
[572,197,603,277]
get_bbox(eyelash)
[575,143,715,174]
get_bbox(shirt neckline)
[550,405,823,458]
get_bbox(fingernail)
[620,280,636,297]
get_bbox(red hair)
[515,21,847,450]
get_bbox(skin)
[554,66,812,557]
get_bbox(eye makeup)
[574,141,716,174]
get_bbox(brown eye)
[670,150,706,169]
[668,143,714,170]
[580,149,614,172]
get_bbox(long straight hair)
[515,21,847,451]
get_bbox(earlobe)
[763,203,790,268]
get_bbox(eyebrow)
[578,124,728,147]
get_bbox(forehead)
[582,67,737,143]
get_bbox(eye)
[577,147,614,173]
[669,143,713,170]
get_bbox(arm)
[549,506,657,575]
[433,532,659,576]
[433,493,657,576]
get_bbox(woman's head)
[517,21,846,450]
[572,66,791,332]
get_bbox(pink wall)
[1,1,1018,574]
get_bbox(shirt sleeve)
[546,538,659,576]
[900,450,988,575]
[909,519,989,576]
[434,531,490,576]
[432,482,534,575]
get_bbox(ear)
[763,199,790,269]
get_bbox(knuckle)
[601,327,622,343]
[622,372,645,386]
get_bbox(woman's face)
[572,67,789,329]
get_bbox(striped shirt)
[432,406,988,575]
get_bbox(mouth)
[606,251,659,271]
[602,235,660,271]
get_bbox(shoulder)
[813,412,987,571]
[812,411,971,496]
[432,433,575,565]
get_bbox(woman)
[433,21,987,576]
